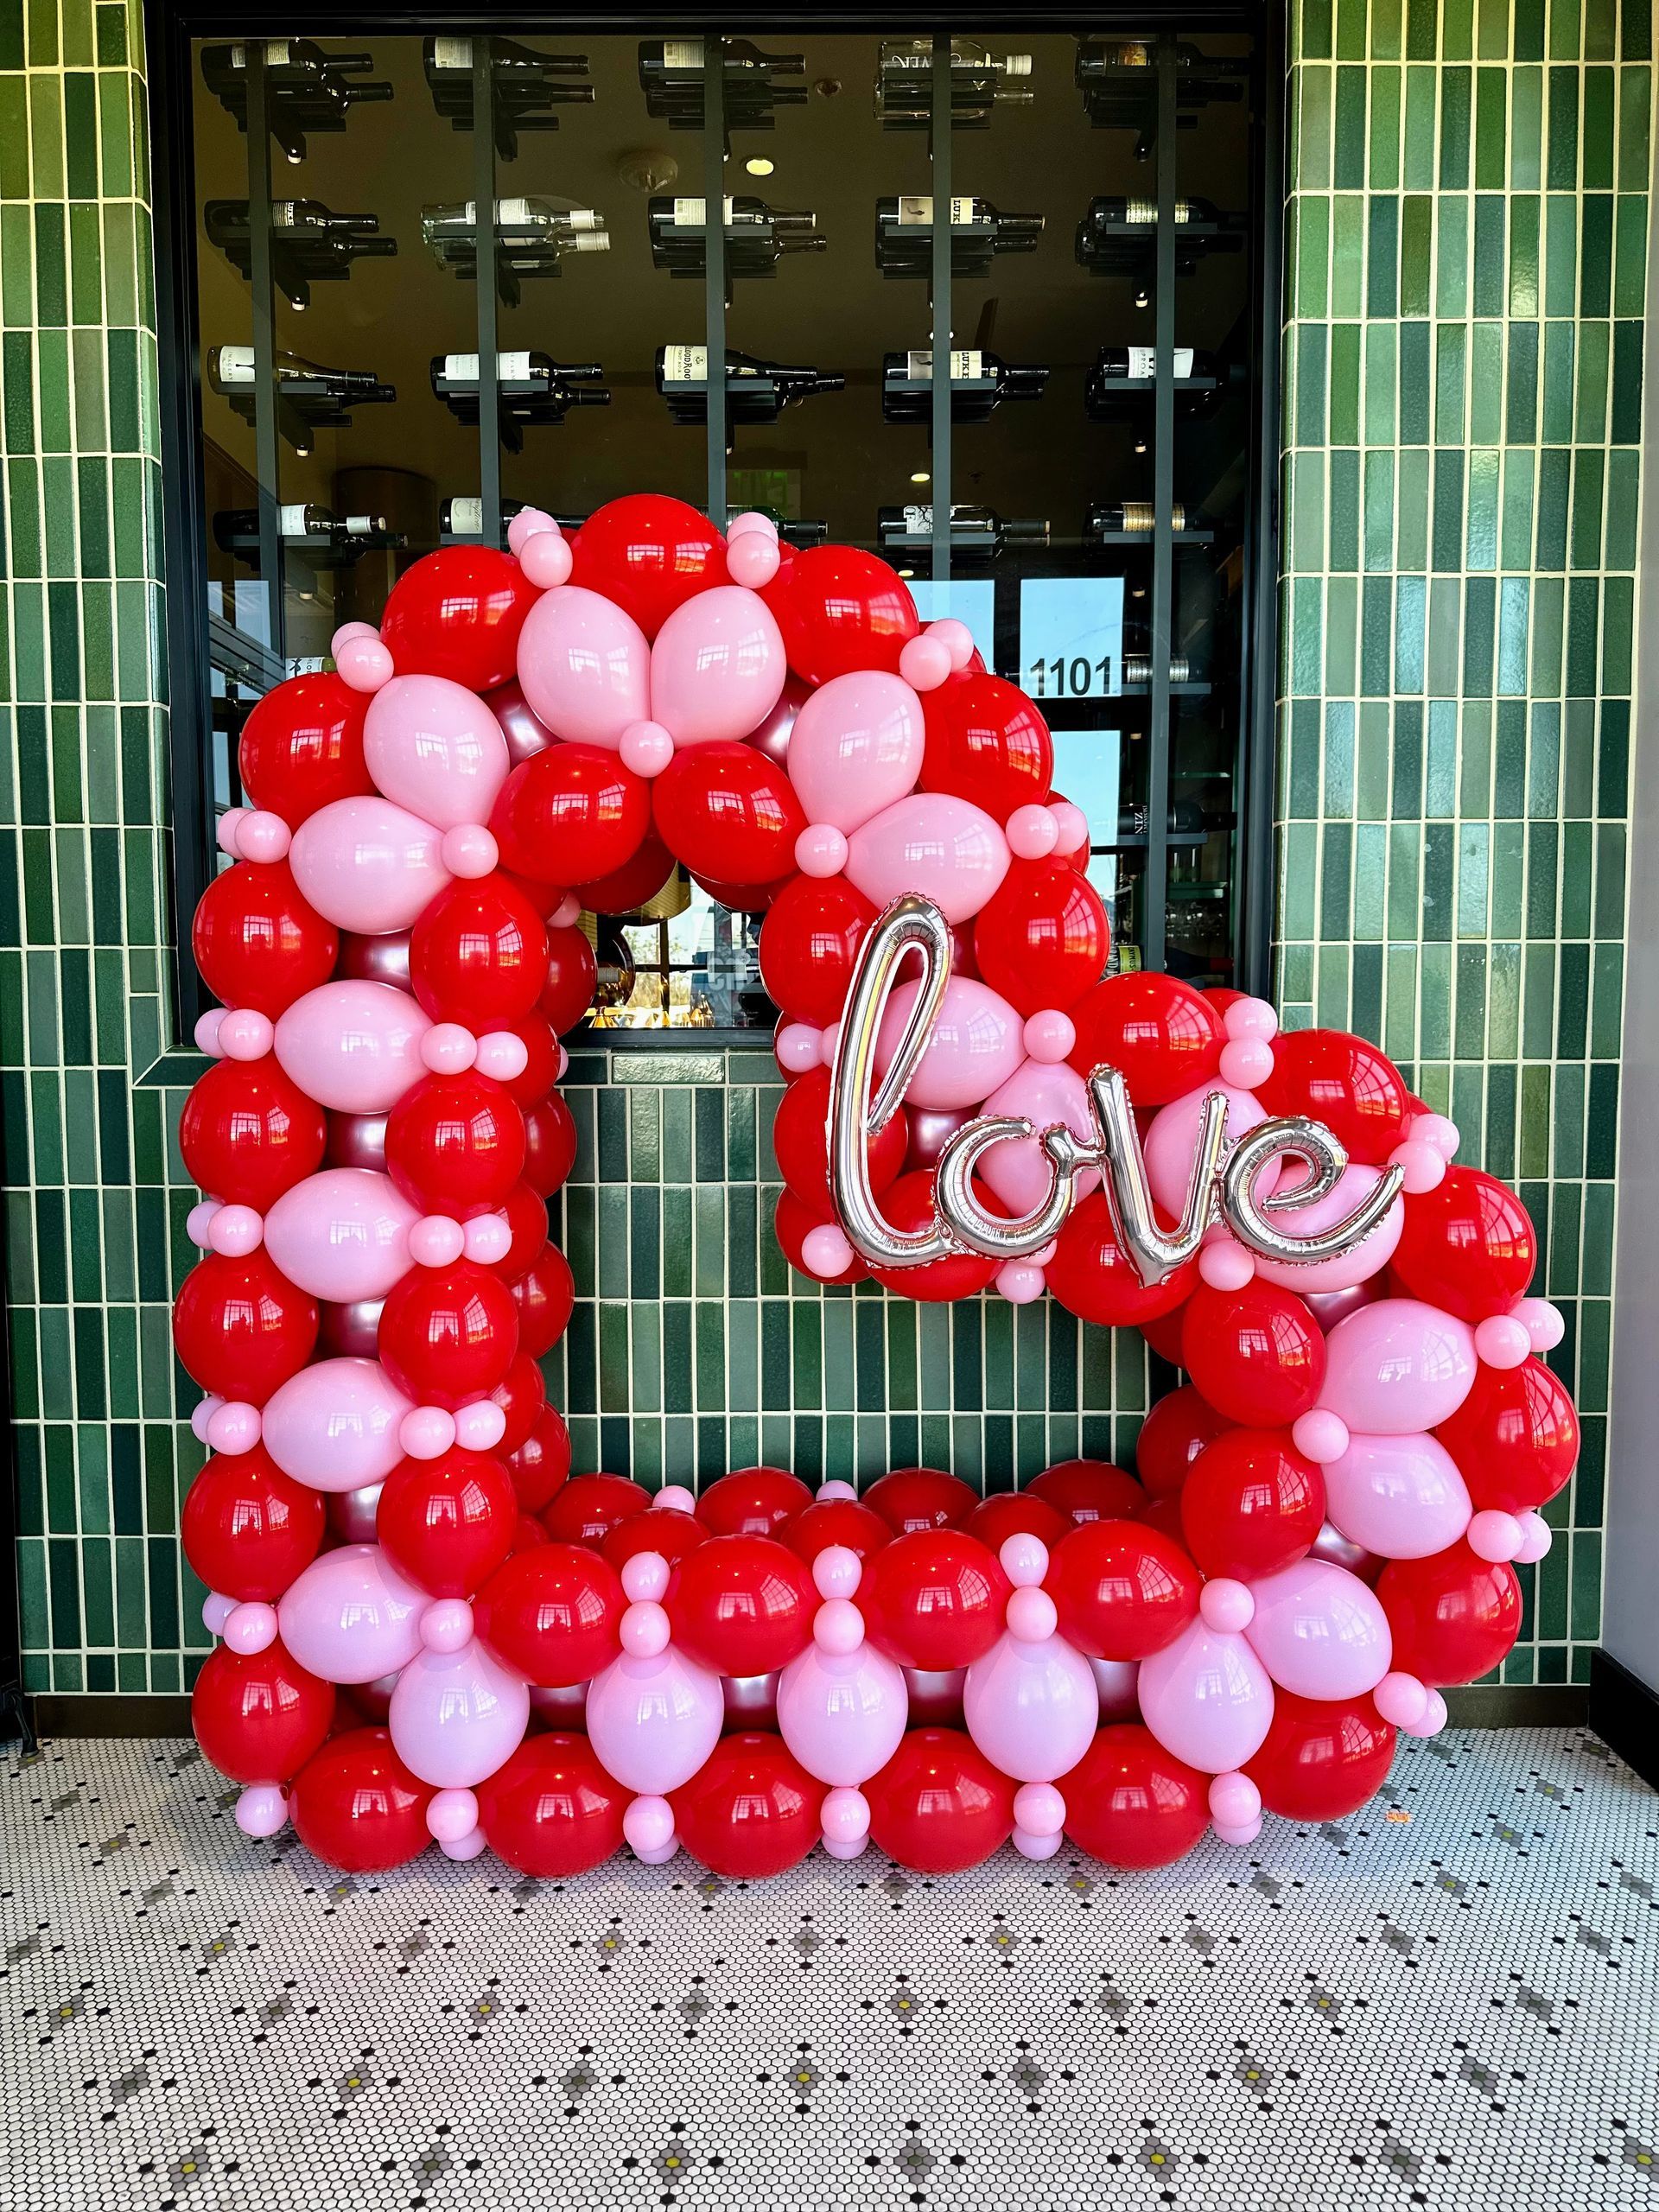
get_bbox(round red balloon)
[540,925,599,1035]
[480,1012,562,1111]
[1061,1724,1210,1866]
[861,1529,1010,1670]
[761,543,919,684]
[1244,1690,1398,1821]
[473,1542,624,1686]
[1135,1385,1232,1497]
[376,1259,518,1409]
[1180,1281,1326,1426]
[523,1092,579,1198]
[503,1401,569,1509]
[238,672,374,826]
[774,1189,868,1284]
[493,1179,553,1283]
[652,742,806,887]
[779,1497,893,1564]
[191,1641,334,1784]
[1256,1027,1410,1166]
[490,744,651,887]
[1376,1542,1523,1685]
[760,875,879,1027]
[541,1472,652,1548]
[1389,1166,1536,1322]
[380,545,537,691]
[601,1507,708,1573]
[862,1466,980,1535]
[575,832,678,916]
[182,1444,324,1600]
[963,1491,1070,1553]
[671,1732,825,1878]
[181,1055,327,1211]
[490,1351,549,1459]
[509,1241,575,1359]
[1067,973,1225,1107]
[696,1467,815,1538]
[1046,1520,1199,1661]
[1433,1356,1579,1513]
[376,1446,518,1599]
[974,861,1109,1017]
[666,1535,817,1675]
[192,859,337,1016]
[568,494,725,638]
[772,1068,906,1213]
[919,670,1054,821]
[289,1728,432,1872]
[1047,1189,1198,1326]
[867,1727,1014,1872]
[868,1172,1001,1302]
[1027,1459,1145,1526]
[476,1732,626,1877]
[173,1248,319,1402]
[410,876,549,1026]
[1179,1429,1325,1581]
[384,1071,526,1217]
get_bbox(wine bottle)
[874,37,1033,129]
[717,505,829,549]
[423,36,593,156]
[422,196,609,267]
[207,346,395,453]
[877,503,1049,563]
[655,346,845,428]
[1075,195,1235,278]
[430,352,610,444]
[441,495,530,541]
[200,41,391,162]
[1122,651,1193,686]
[1116,799,1209,840]
[213,504,406,569]
[638,38,808,132]
[880,348,1048,425]
[1075,38,1246,137]
[647,196,826,279]
[1084,501,1203,538]
[874,195,1044,278]
[205,200,397,311]
[1078,194,1222,229]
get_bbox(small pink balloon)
[996,1261,1046,1304]
[461,1213,512,1266]
[727,533,780,587]
[963,1630,1097,1783]
[620,1600,671,1658]
[550,893,582,929]
[775,1022,823,1076]
[441,1827,489,1861]
[264,1168,419,1303]
[1245,1558,1391,1699]
[274,980,431,1114]
[517,585,650,747]
[1373,1670,1431,1730]
[1292,1409,1351,1464]
[217,807,251,857]
[623,1793,677,1854]
[1218,1035,1274,1090]
[930,618,976,672]
[1317,1299,1478,1433]
[1467,1508,1525,1562]
[1006,804,1060,860]
[812,1546,863,1600]
[796,823,849,878]
[202,1591,237,1636]
[1410,1111,1460,1160]
[874,975,1024,1109]
[401,1406,457,1459]
[336,633,394,693]
[1514,1510,1553,1563]
[1389,1137,1446,1194]
[651,584,785,747]
[506,508,557,556]
[817,1024,840,1068]
[778,1641,907,1785]
[192,1395,225,1443]
[263,1357,413,1492]
[1224,997,1277,1041]
[441,823,499,879]
[1213,1815,1263,1847]
[332,620,377,652]
[1137,1621,1275,1774]
[846,791,1010,925]
[289,795,450,934]
[621,1552,672,1604]
[421,1598,475,1653]
[619,718,675,777]
[1021,1009,1075,1064]
[1048,799,1089,851]
[224,1600,278,1655]
[520,531,575,589]
[898,632,952,691]
[586,1647,725,1794]
[474,1030,529,1084]
[421,1021,478,1075]
[235,1783,289,1838]
[187,1199,220,1249]
[1320,1432,1471,1560]
[785,670,925,834]
[426,1786,480,1842]
[391,1638,531,1789]
[1014,1779,1066,1836]
[194,1009,226,1057]
[1474,1313,1532,1369]
[1199,1577,1255,1632]
[1000,1533,1049,1588]
[454,1398,507,1452]
[409,1214,466,1268]
[802,1224,855,1281]
[727,510,779,543]
[654,1484,698,1516]
[205,1401,261,1456]
[1198,1238,1257,1292]
[822,1784,871,1843]
[1007,1586,1058,1643]
[1207,1770,1261,1827]
[238,809,291,863]
[219,1008,274,1061]
[1414,1688,1449,1737]
[1514,1296,1565,1352]
[813,1598,866,1655]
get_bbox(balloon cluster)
[177,494,1575,1878]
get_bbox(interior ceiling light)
[745,156,774,176]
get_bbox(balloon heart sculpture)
[178,494,1574,1881]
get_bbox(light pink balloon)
[785,671,925,832]
[289,796,450,933]
[1243,1557,1392,1699]
[389,1639,531,1789]
[1321,1432,1472,1559]
[516,585,649,748]
[1136,1620,1275,1773]
[962,1630,1099,1783]
[977,1058,1102,1215]
[274,982,431,1113]
[776,1643,908,1786]
[874,976,1025,1109]
[363,675,510,830]
[1144,1082,1274,1218]
[1318,1298,1478,1433]
[276,1543,426,1683]
[1252,1163,1405,1293]
[584,1648,724,1793]
[845,791,1010,925]
[263,1168,419,1303]
[262,1357,412,1492]
[650,584,785,747]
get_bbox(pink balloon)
[363,675,511,830]
[845,791,1011,925]
[1243,1557,1392,1699]
[1144,1082,1274,1218]
[389,1639,531,1789]
[650,584,785,747]
[977,1058,1102,1215]
[776,1643,908,1786]
[274,981,431,1113]
[785,671,925,833]
[276,1543,426,1683]
[516,585,649,748]
[262,1357,412,1493]
[874,976,1025,1109]
[1321,1432,1472,1559]
[1136,1620,1275,1774]
[1318,1298,1478,1433]
[289,796,450,933]
[1252,1163,1405,1293]
[263,1168,419,1302]
[584,1648,724,1794]
[962,1630,1099,1783]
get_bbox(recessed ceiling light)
[910,470,930,484]
[746,156,774,176]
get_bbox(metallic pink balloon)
[1317,1299,1478,1434]
[584,1647,724,1793]
[274,981,431,1113]
[350,1668,399,1722]
[1244,1557,1391,1700]
[316,1298,385,1358]
[364,674,511,830]
[721,1672,780,1732]
[289,795,451,933]
[325,1112,389,1173]
[745,673,809,771]
[874,976,1025,1110]
[963,1630,1099,1783]
[327,1483,385,1546]
[905,1109,971,1173]
[776,1643,908,1786]
[335,931,411,989]
[277,1543,427,1683]
[1089,1656,1141,1722]
[650,584,785,747]
[845,791,1010,924]
[1304,1280,1382,1329]
[902,1665,966,1724]
[1320,1432,1471,1560]
[390,1639,531,1789]
[262,1357,412,1492]
[785,670,924,832]
[486,677,556,767]
[263,1167,418,1302]
[516,584,649,748]
[528,1681,588,1729]
[1136,1620,1275,1773]
[1308,1520,1383,1583]
[977,1058,1102,1215]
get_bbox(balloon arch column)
[175,497,1577,1881]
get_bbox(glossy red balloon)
[1047,1188,1198,1326]
[376,1446,518,1598]
[238,671,373,825]
[380,544,537,691]
[772,1067,905,1213]
[601,1507,709,1573]
[477,1732,626,1874]
[919,670,1054,820]
[493,1179,553,1283]
[510,1511,550,1555]
[760,874,879,1027]
[779,1497,893,1564]
[504,1401,569,1510]
[181,1444,324,1600]
[761,543,919,684]
[509,1241,575,1359]
[867,1727,1014,1872]
[1135,1385,1233,1497]
[1061,1724,1210,1866]
[963,1491,1070,1553]
[862,1466,980,1535]
[861,1529,1010,1670]
[541,1472,652,1548]
[409,876,549,1026]
[974,861,1110,1017]
[1066,973,1225,1107]
[480,1012,562,1111]
[652,742,807,887]
[474,1541,624,1685]
[1027,1459,1145,1526]
[1139,1304,1189,1367]
[289,1727,432,1872]
[696,1467,815,1539]
[376,1259,518,1409]
[523,1092,579,1198]
[1244,1690,1398,1821]
[1046,1520,1200,1661]
[1389,1166,1537,1321]
[540,925,599,1035]
[384,1071,526,1217]
[1256,1027,1410,1166]
[1179,1429,1325,1581]
[690,869,789,912]
[774,1188,868,1283]
[1136,1491,1188,1548]
[1433,1356,1579,1513]
[180,1054,327,1211]
[666,1534,816,1675]
[191,1640,335,1785]
[490,744,651,887]
[567,493,725,638]
[173,1248,319,1402]
[193,859,338,1015]
[671,1732,825,1877]
[1376,1542,1523,1685]
[575,832,678,916]
[1180,1281,1326,1426]
[868,1172,1001,1302]
[490,1351,549,1459]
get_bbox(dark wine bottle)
[441,495,530,541]
[1116,798,1210,840]
[430,351,610,444]
[206,346,395,453]
[874,195,1044,278]
[423,36,592,156]
[881,347,1048,424]
[655,346,845,427]
[213,503,406,569]
[638,38,808,132]
[1084,500,1204,538]
[874,38,1034,130]
[647,195,826,279]
[1074,38,1246,137]
[200,41,390,162]
[876,503,1049,563]
[204,200,397,311]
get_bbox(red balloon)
[1139,1305,1189,1367]
[1027,1459,1145,1526]
[384,1071,526,1217]
[690,869,790,912]
[476,1732,626,1874]
[376,1447,518,1598]
[567,493,725,638]
[540,925,598,1035]
[696,1467,815,1539]
[1256,1027,1410,1167]
[173,1248,318,1402]
[480,1012,561,1111]
[1179,1429,1325,1581]
[601,1507,708,1573]
[665,1534,817,1675]
[192,859,337,1015]
[868,1172,1001,1302]
[1376,1542,1523,1685]
[919,669,1054,820]
[774,1188,868,1283]
[510,1241,575,1358]
[867,1727,1014,1872]
[1180,1281,1326,1426]
[474,1542,624,1685]
[490,744,651,887]
[181,1444,324,1600]
[1060,1724,1210,1866]
[1066,973,1225,1107]
[1046,1520,1200,1660]
[192,1640,335,1784]
[671,1732,825,1878]
[493,1179,553,1282]
[760,875,879,1027]
[523,1092,579,1198]
[1433,1356,1579,1513]
[575,832,678,915]
[974,861,1110,1016]
[180,1054,327,1211]
[380,544,537,691]
[541,1472,652,1548]
[1047,1188,1198,1326]
[1244,1690,1398,1821]
[510,1510,550,1555]
[238,671,373,826]
[1389,1166,1537,1321]
[409,876,548,1026]
[779,1497,893,1564]
[1136,1491,1188,1548]
[963,1491,1070,1553]
[772,1067,906,1213]
[289,1727,432,1872]
[1135,1385,1232,1497]
[652,742,806,887]
[504,1402,569,1510]
[861,1529,1010,1669]
[490,1351,548,1458]
[862,1466,980,1535]
[761,543,920,684]
[376,1259,518,1408]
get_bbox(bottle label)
[671,197,736,226]
[903,350,984,379]
[663,346,708,382]
[498,197,534,225]
[432,37,471,67]
[663,39,703,67]
[902,505,932,531]
[894,195,977,225]
[215,346,255,385]
[1125,346,1196,378]
[344,516,376,536]
[278,504,309,535]
[448,498,482,531]
[442,353,479,380]
[499,350,533,379]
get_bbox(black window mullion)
[472,41,501,545]
[703,40,727,525]
[929,35,952,585]
[244,48,283,664]
[1145,32,1179,976]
